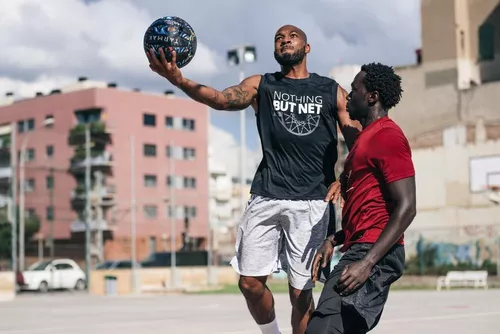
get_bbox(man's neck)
[281,63,309,79]
[361,108,388,129]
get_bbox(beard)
[274,46,306,67]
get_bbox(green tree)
[0,207,41,262]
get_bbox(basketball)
[143,16,197,69]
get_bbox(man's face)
[273,26,309,66]
[347,71,369,121]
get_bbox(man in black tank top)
[147,24,361,334]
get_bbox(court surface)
[1,289,499,333]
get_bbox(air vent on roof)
[50,89,61,95]
[164,90,174,95]
[35,92,43,97]
[78,76,88,82]
[5,92,14,97]
[108,82,117,88]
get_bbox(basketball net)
[485,185,500,205]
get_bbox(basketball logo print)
[272,91,323,136]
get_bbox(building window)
[75,108,102,124]
[478,23,495,61]
[46,206,54,221]
[144,174,157,187]
[27,208,36,218]
[46,145,54,159]
[143,144,157,157]
[46,176,54,190]
[27,119,35,131]
[165,116,174,129]
[24,179,35,192]
[183,147,196,160]
[143,113,156,126]
[17,121,24,133]
[44,115,54,128]
[182,118,195,131]
[166,145,172,158]
[26,148,35,162]
[144,205,158,219]
[184,206,197,218]
[183,177,196,189]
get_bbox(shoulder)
[310,73,338,86]
[371,120,411,153]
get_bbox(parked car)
[17,259,86,293]
[95,260,140,270]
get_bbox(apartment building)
[0,78,209,263]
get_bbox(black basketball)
[143,16,197,69]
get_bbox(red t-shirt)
[339,117,415,253]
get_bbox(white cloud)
[0,0,220,98]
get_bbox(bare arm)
[363,177,417,266]
[177,75,261,111]
[336,85,362,150]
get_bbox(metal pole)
[206,107,214,286]
[48,167,54,258]
[18,140,27,271]
[169,140,177,289]
[239,69,246,225]
[84,125,91,291]
[95,171,104,263]
[10,122,17,276]
[130,135,139,294]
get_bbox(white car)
[17,259,87,293]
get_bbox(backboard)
[469,155,500,193]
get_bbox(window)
[143,144,157,157]
[27,119,35,131]
[478,23,495,61]
[27,208,36,218]
[182,118,195,131]
[44,115,54,128]
[25,179,35,192]
[165,116,174,128]
[143,113,156,126]
[46,176,54,190]
[184,206,197,218]
[46,206,54,221]
[75,108,102,124]
[183,177,196,189]
[24,148,35,162]
[17,121,24,133]
[144,174,157,187]
[166,145,172,158]
[46,145,54,159]
[183,147,196,160]
[143,205,158,219]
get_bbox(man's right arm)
[177,75,261,111]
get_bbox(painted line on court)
[383,311,500,324]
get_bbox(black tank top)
[250,72,339,200]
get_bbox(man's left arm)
[336,129,416,295]
[336,85,362,150]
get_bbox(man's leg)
[239,275,279,332]
[288,284,315,334]
[281,198,330,334]
[230,195,284,334]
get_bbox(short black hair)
[360,62,403,110]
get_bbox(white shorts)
[230,194,330,290]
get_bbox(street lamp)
[226,45,257,223]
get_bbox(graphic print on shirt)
[272,90,324,136]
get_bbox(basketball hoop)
[486,185,500,205]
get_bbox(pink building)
[0,78,209,262]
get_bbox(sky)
[0,0,421,151]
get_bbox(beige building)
[389,0,500,264]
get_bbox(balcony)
[70,219,112,233]
[69,151,113,174]
[70,184,116,209]
[68,122,112,146]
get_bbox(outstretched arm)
[177,75,260,111]
[147,47,260,111]
[336,86,361,150]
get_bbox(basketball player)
[147,25,360,334]
[308,63,417,333]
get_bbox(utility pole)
[84,125,91,291]
[95,170,104,263]
[10,122,17,275]
[18,141,27,271]
[130,135,139,294]
[49,167,54,258]
[169,140,177,289]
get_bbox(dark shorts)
[306,243,405,334]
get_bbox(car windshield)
[28,261,51,271]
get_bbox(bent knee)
[238,276,267,300]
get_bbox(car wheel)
[39,281,49,293]
[75,279,86,291]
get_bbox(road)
[0,289,499,333]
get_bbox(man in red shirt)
[307,63,417,333]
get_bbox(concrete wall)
[0,272,15,302]
[89,266,238,296]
